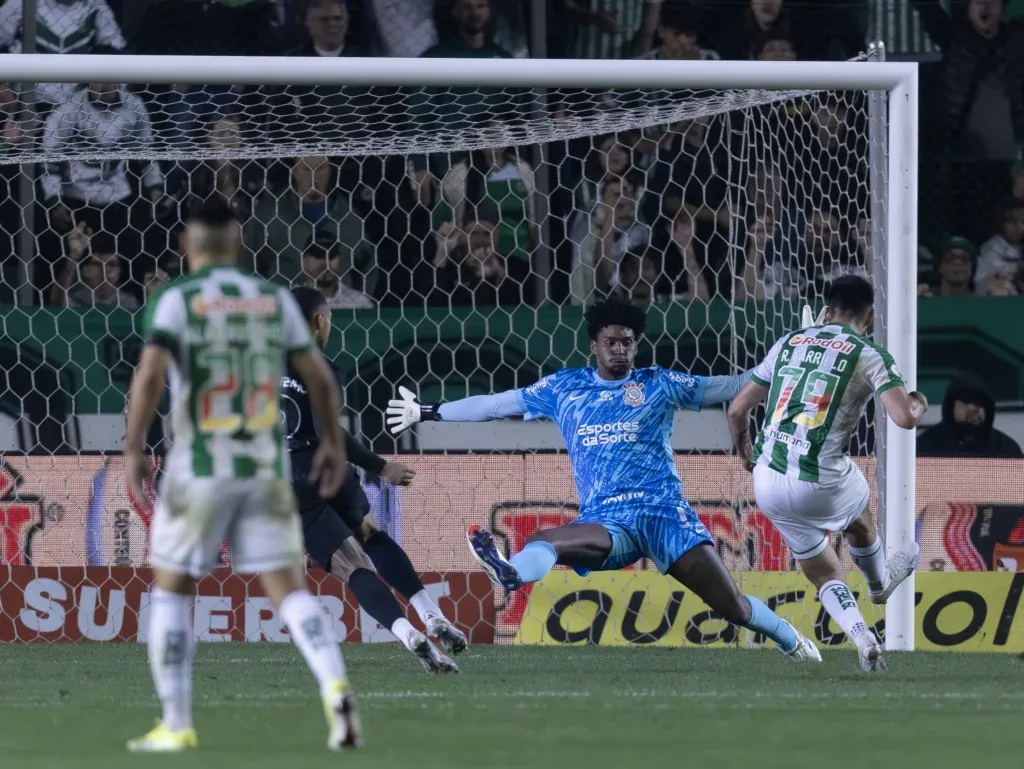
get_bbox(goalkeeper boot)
[467,525,523,591]
[869,542,921,605]
[782,622,822,662]
[126,720,198,753]
[410,630,461,674]
[427,615,468,656]
[324,680,363,751]
[858,635,888,674]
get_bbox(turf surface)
[1,644,1020,769]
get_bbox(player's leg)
[128,476,227,753]
[326,534,458,675]
[843,507,921,605]
[665,543,818,660]
[645,503,819,660]
[236,478,361,750]
[796,543,886,672]
[356,516,467,654]
[467,521,613,590]
[753,466,882,670]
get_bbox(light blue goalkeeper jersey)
[515,366,711,514]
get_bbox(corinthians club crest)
[622,381,645,407]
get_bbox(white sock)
[390,617,419,650]
[280,590,347,695]
[147,588,194,731]
[408,589,444,625]
[819,579,874,651]
[849,538,888,591]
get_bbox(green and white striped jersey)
[751,324,904,483]
[143,266,314,480]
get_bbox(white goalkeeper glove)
[386,386,441,435]
[801,305,827,328]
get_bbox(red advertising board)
[0,567,494,644]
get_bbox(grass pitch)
[1,644,1020,769]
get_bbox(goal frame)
[0,54,919,651]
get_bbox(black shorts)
[291,454,371,570]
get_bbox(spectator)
[65,231,139,310]
[300,233,375,309]
[915,0,1024,160]
[615,249,660,303]
[659,213,710,300]
[409,0,515,210]
[917,374,1023,458]
[756,25,797,61]
[143,259,170,301]
[459,135,538,265]
[652,0,719,61]
[46,221,90,306]
[419,209,528,306]
[166,113,263,224]
[562,0,664,59]
[713,0,789,60]
[41,79,163,250]
[976,198,1024,294]
[133,0,282,145]
[243,156,365,285]
[575,133,638,211]
[923,237,977,297]
[1011,159,1024,202]
[569,173,650,304]
[0,0,125,106]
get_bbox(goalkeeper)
[287,287,466,673]
[388,298,820,660]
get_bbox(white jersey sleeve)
[278,288,315,353]
[145,287,187,350]
[859,343,905,396]
[750,335,789,387]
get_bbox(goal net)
[0,55,918,649]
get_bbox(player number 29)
[197,348,278,434]
[771,366,839,430]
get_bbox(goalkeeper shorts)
[569,501,713,576]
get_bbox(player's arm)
[862,344,927,430]
[291,348,348,495]
[880,387,928,430]
[659,368,755,411]
[386,386,525,434]
[124,344,170,457]
[726,379,770,471]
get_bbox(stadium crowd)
[0,0,1019,312]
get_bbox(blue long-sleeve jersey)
[438,366,750,514]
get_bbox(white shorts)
[752,463,870,560]
[149,474,303,578]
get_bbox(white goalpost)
[0,54,918,650]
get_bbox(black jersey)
[282,359,386,474]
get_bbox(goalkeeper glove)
[801,305,827,328]
[386,386,441,435]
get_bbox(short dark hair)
[584,298,647,341]
[291,286,328,323]
[824,274,873,318]
[87,231,118,258]
[660,0,702,35]
[187,196,237,228]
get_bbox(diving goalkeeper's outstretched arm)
[385,370,753,435]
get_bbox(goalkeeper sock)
[280,590,347,696]
[742,595,798,652]
[347,567,404,633]
[819,579,874,651]
[147,588,194,732]
[849,539,888,592]
[509,541,558,584]
[363,531,426,600]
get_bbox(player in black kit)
[285,287,467,673]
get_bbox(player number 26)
[197,348,278,434]
[771,366,839,430]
